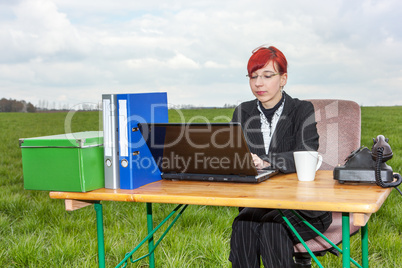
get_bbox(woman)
[229,45,332,267]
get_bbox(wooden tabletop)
[49,170,392,214]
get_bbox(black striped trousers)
[229,208,332,268]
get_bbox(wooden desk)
[50,170,392,268]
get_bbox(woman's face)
[249,61,287,109]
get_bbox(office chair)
[293,99,361,267]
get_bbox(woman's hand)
[251,153,271,170]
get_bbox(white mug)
[293,151,323,181]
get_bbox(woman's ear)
[280,73,288,87]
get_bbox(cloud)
[0,0,91,64]
[0,0,401,108]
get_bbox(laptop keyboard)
[257,169,275,174]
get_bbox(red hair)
[247,46,288,76]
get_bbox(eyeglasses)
[252,44,273,54]
[246,73,280,81]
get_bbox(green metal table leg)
[115,204,188,268]
[94,202,106,268]
[279,210,323,268]
[146,203,156,268]
[361,223,369,268]
[342,212,351,268]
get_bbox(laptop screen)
[138,123,258,176]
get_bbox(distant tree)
[0,98,11,112]
[27,102,36,112]
[223,103,236,108]
[81,103,91,111]
[0,98,36,112]
[11,100,24,112]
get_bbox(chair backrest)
[293,99,362,256]
[307,99,361,170]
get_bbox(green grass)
[0,106,401,267]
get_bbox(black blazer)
[232,92,328,218]
[231,92,319,173]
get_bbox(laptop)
[138,122,278,183]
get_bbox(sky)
[1,0,401,109]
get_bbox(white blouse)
[257,98,285,154]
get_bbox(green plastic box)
[20,131,105,192]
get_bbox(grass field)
[0,106,401,267]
